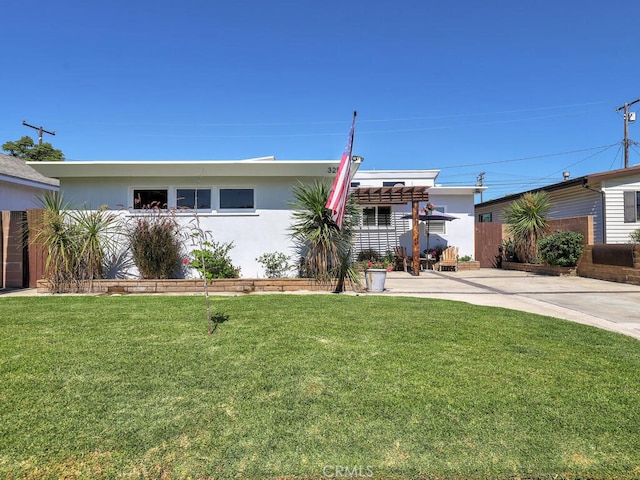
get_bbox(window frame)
[176,187,213,211]
[218,187,256,212]
[361,205,392,228]
[131,188,169,210]
[623,191,640,223]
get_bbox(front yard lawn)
[1,295,639,479]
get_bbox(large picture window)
[624,191,640,223]
[177,188,212,210]
[133,189,168,209]
[219,188,254,210]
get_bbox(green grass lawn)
[1,294,639,479]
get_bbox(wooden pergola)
[351,186,430,275]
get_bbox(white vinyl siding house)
[475,165,640,245]
[601,173,640,243]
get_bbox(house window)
[220,188,254,210]
[478,213,492,223]
[177,188,212,210]
[362,206,391,226]
[383,181,405,187]
[427,206,447,234]
[133,189,168,209]
[350,181,360,187]
[624,191,640,223]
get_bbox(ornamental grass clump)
[127,209,183,279]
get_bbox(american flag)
[325,112,357,229]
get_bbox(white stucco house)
[474,164,640,245]
[351,170,483,260]
[29,157,482,278]
[0,154,59,210]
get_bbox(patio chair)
[393,246,412,272]
[435,246,458,272]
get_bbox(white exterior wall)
[352,170,479,260]
[59,176,318,278]
[602,174,640,244]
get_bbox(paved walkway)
[2,269,640,340]
[381,269,640,341]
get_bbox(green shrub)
[538,230,584,267]
[630,229,640,243]
[459,255,473,262]
[256,252,292,278]
[190,240,240,280]
[127,212,182,279]
[357,248,380,261]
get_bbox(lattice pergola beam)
[351,186,430,276]
[350,186,430,205]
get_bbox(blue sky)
[3,0,640,201]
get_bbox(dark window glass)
[220,188,254,209]
[378,206,391,226]
[133,189,168,209]
[177,189,211,209]
[363,207,376,226]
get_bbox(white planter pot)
[365,268,387,292]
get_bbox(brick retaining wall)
[37,278,332,294]
[576,245,640,286]
[502,262,576,276]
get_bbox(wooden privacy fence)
[474,216,593,268]
[0,209,46,289]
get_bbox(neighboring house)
[0,153,59,210]
[351,170,483,261]
[475,165,640,245]
[28,158,482,278]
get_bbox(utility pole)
[22,120,55,145]
[615,99,640,168]
[476,172,485,203]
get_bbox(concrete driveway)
[382,269,640,341]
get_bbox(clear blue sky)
[3,0,640,201]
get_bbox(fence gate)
[475,222,503,268]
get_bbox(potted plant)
[363,259,393,293]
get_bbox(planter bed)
[36,278,329,294]
[502,261,576,276]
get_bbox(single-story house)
[475,165,640,245]
[29,157,482,278]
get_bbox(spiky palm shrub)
[71,207,120,289]
[33,192,81,293]
[127,209,183,279]
[289,180,360,291]
[504,191,550,263]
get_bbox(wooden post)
[412,200,420,275]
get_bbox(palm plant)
[503,191,550,263]
[289,180,360,291]
[33,192,80,293]
[71,206,120,289]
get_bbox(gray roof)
[0,153,59,187]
